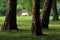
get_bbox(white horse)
[21,12,29,17]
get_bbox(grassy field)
[0,16,60,40]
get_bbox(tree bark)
[41,0,52,29]
[52,0,59,21]
[1,0,18,31]
[32,0,42,36]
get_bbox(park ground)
[0,16,60,40]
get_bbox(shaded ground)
[0,26,60,40]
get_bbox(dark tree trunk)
[52,0,59,21]
[1,0,18,31]
[32,0,42,36]
[41,0,52,29]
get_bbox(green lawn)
[0,16,60,40]
[0,16,60,26]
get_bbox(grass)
[0,16,60,26]
[0,26,60,40]
[0,16,60,40]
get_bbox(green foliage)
[0,0,32,15]
[17,0,32,11]
[40,0,44,9]
[0,0,7,15]
[0,0,59,16]
[57,0,60,3]
[17,4,23,11]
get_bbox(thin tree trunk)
[32,0,42,36]
[52,0,59,21]
[1,0,18,31]
[41,0,52,29]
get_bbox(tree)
[41,0,52,29]
[32,0,42,36]
[52,0,59,21]
[1,0,18,30]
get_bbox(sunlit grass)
[0,16,60,27]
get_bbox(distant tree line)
[0,0,60,16]
[0,0,32,16]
